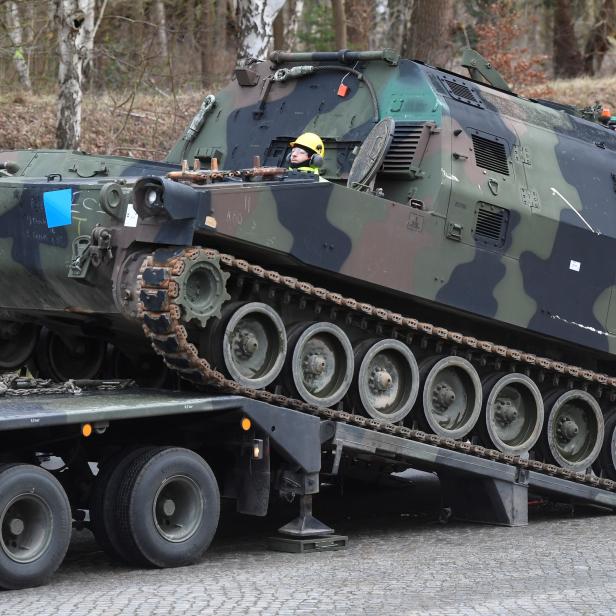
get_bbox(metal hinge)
[513,145,532,165]
[520,187,540,211]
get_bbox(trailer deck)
[1,386,614,530]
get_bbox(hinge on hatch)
[69,226,113,279]
[512,145,531,165]
[520,187,540,211]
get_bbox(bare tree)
[273,5,284,49]
[271,0,304,50]
[347,0,374,49]
[584,0,616,75]
[236,0,286,61]
[4,1,32,91]
[388,0,413,54]
[54,0,107,149]
[553,0,584,78]
[332,0,347,49]
[285,0,303,49]
[402,0,452,66]
[152,0,169,62]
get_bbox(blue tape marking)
[43,188,72,228]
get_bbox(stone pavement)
[3,493,616,616]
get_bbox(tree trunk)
[236,0,286,61]
[273,7,284,50]
[553,0,585,78]
[216,0,228,52]
[185,0,196,50]
[389,0,413,55]
[284,0,303,49]
[200,0,216,87]
[332,0,347,49]
[5,1,32,91]
[402,0,452,66]
[347,0,373,49]
[54,0,98,150]
[152,0,169,61]
[583,0,616,75]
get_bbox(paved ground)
[3,480,616,616]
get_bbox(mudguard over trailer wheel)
[0,464,71,590]
[115,447,220,568]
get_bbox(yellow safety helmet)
[290,132,325,157]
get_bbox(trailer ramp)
[328,422,616,526]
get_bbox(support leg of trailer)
[278,494,334,537]
[439,470,529,527]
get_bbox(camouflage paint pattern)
[2,51,616,368]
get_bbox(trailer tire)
[0,463,71,590]
[90,447,156,563]
[116,447,220,568]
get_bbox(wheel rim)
[291,323,353,407]
[485,373,544,453]
[0,493,53,563]
[357,339,419,422]
[421,356,482,438]
[0,321,39,369]
[152,475,204,543]
[546,390,604,470]
[222,302,287,389]
[46,332,106,380]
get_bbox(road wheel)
[351,338,419,423]
[286,322,354,407]
[0,464,71,590]
[478,373,544,454]
[418,355,482,439]
[116,447,220,568]
[90,447,153,563]
[542,389,603,470]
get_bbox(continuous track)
[137,246,616,492]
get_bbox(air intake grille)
[381,123,431,175]
[471,134,510,175]
[474,203,509,248]
[439,76,483,108]
[448,82,474,101]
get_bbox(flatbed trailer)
[0,381,614,590]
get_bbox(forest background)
[1,0,615,159]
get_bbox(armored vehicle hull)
[3,50,616,479]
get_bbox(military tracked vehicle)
[3,49,616,589]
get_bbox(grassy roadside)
[1,76,614,160]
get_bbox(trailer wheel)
[116,447,220,568]
[90,447,155,563]
[0,464,71,590]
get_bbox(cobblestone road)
[2,489,616,616]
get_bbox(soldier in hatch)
[288,132,325,175]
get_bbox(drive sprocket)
[170,249,230,327]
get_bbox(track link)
[137,246,616,492]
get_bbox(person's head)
[290,145,311,165]
[289,133,325,168]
